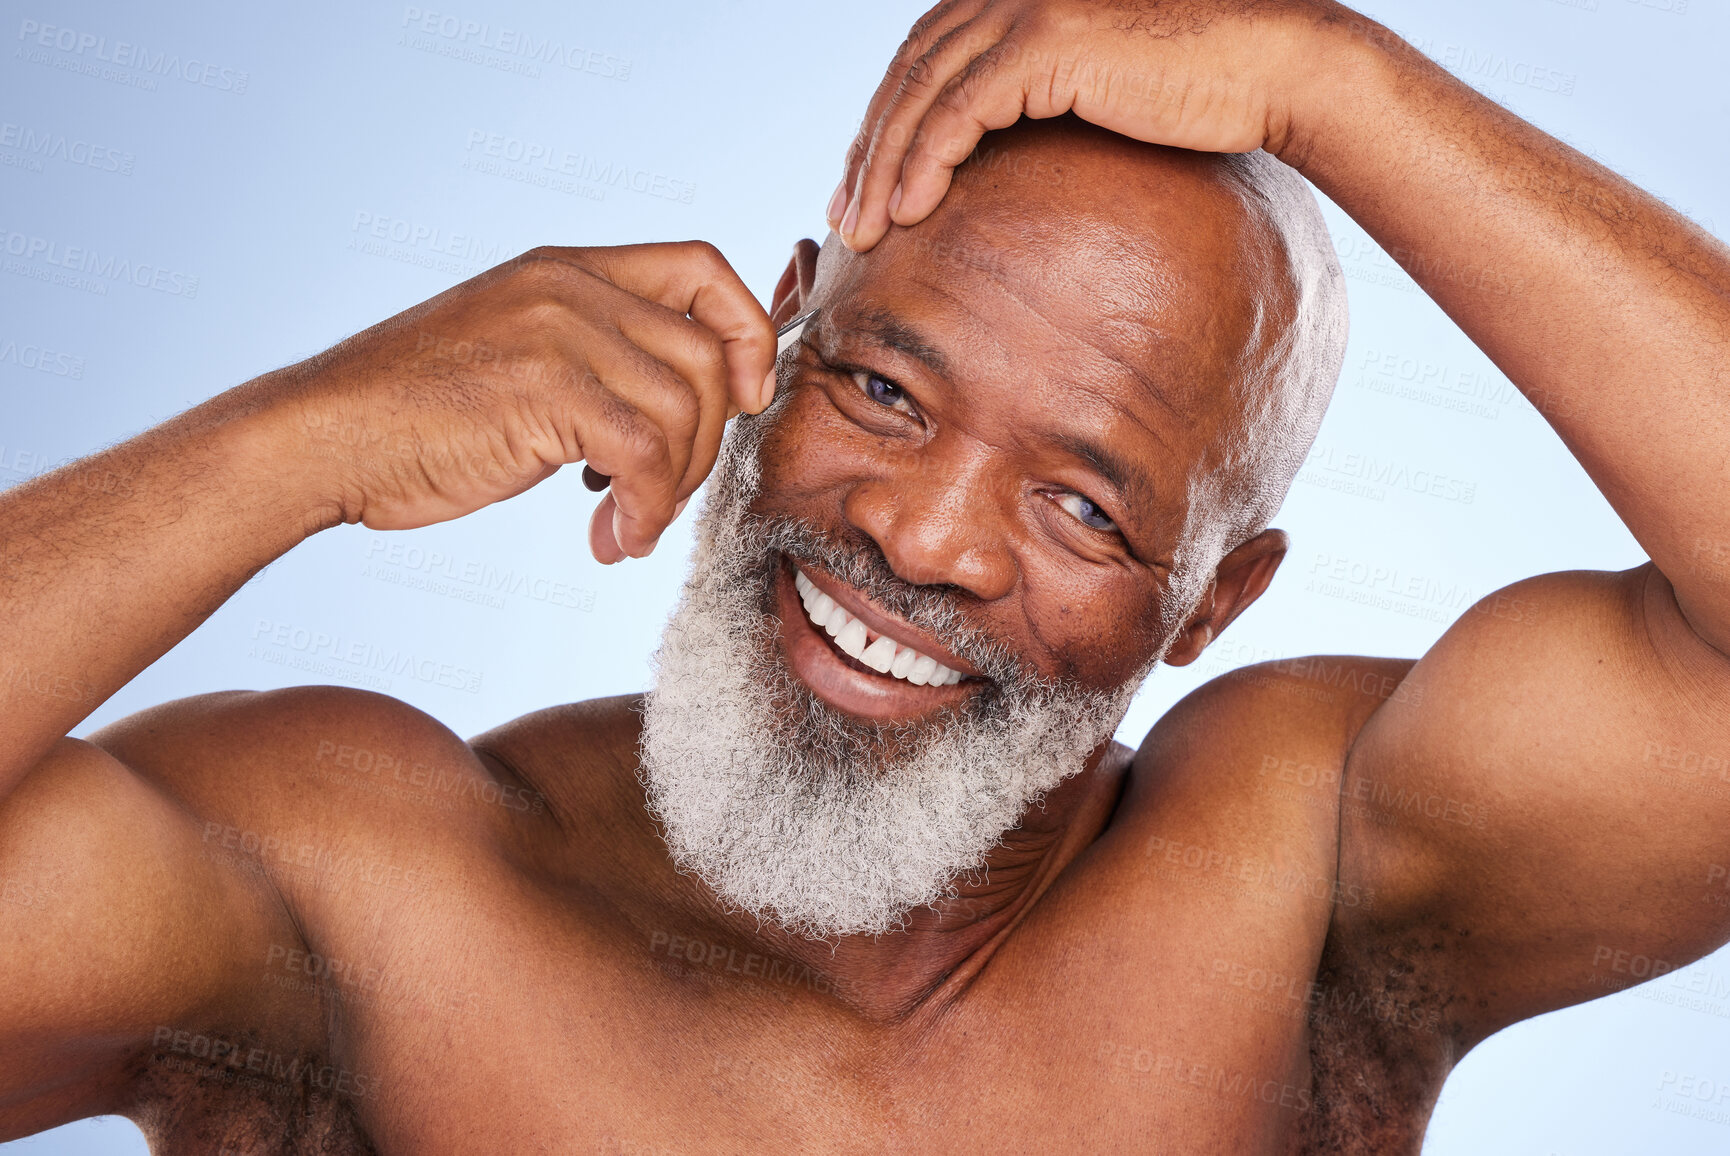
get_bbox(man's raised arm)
[833,0,1730,1043]
[836,2,1730,640]
[1290,22,1730,654]
[0,242,776,797]
[0,242,775,1135]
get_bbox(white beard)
[637,393,1155,940]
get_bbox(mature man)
[3,0,1728,1152]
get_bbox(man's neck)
[723,738,1136,1024]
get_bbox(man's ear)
[769,238,821,327]
[1162,529,1289,667]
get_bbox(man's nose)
[842,454,1018,601]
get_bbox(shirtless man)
[3,0,1728,1151]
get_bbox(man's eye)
[1054,491,1118,533]
[851,370,909,410]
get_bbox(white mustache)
[636,414,1146,940]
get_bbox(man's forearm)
[1290,20,1730,647]
[0,377,339,795]
[0,240,780,798]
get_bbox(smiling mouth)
[790,566,970,688]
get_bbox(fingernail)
[839,195,859,240]
[613,508,636,559]
[888,183,903,218]
[673,497,691,518]
[759,367,777,411]
[826,178,848,227]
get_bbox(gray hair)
[1164,150,1349,621]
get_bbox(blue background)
[0,0,1723,1151]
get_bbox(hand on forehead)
[793,118,1307,513]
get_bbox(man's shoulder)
[470,693,643,771]
[469,694,698,905]
[88,685,527,856]
[468,692,646,825]
[1117,654,1417,828]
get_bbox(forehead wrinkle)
[1075,328,1186,428]
[911,183,1263,441]
[967,246,1194,433]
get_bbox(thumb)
[587,490,693,565]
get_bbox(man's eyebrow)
[836,309,1158,525]
[848,308,952,378]
[1052,431,1158,514]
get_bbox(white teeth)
[793,567,969,689]
[860,636,898,673]
[835,618,869,659]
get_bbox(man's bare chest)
[146,851,1438,1156]
[141,675,1454,1155]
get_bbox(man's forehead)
[810,162,1279,431]
[810,220,1249,442]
